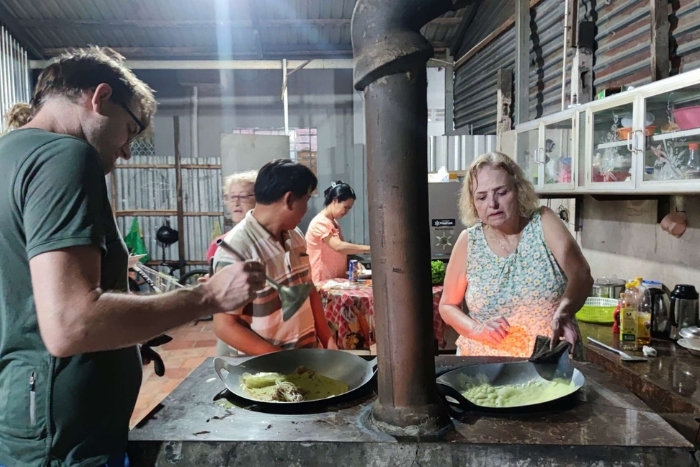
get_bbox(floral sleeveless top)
[456,209,568,357]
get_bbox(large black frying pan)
[436,349,585,416]
[214,349,377,409]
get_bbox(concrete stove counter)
[128,356,695,466]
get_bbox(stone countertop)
[580,322,700,444]
[127,356,694,466]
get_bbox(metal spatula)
[587,337,648,362]
[216,239,313,321]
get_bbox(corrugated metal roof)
[0,0,467,59]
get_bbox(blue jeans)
[106,454,130,467]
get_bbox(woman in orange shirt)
[305,181,370,283]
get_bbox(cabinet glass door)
[590,101,636,187]
[516,127,542,186]
[543,118,574,189]
[641,85,700,183]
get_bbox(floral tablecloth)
[317,279,447,351]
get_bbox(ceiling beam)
[31,58,450,70]
[40,41,447,60]
[0,4,45,58]
[19,17,461,29]
[41,46,357,59]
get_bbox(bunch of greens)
[431,260,446,285]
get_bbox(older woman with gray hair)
[206,170,258,261]
[439,152,592,358]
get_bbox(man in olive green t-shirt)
[0,48,266,467]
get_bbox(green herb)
[431,260,446,285]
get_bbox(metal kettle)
[649,288,671,339]
[670,284,700,340]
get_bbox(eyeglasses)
[120,102,146,139]
[225,194,255,203]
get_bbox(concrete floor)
[130,321,217,428]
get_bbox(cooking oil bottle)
[635,278,652,346]
[619,291,638,351]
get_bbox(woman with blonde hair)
[439,152,592,357]
[205,170,258,262]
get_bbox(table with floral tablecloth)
[316,279,447,351]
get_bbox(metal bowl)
[214,349,377,407]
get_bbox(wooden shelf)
[116,163,221,169]
[116,210,223,217]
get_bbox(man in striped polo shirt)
[213,159,335,355]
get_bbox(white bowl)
[677,338,700,356]
[618,112,654,128]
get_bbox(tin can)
[348,260,358,282]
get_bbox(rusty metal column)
[365,68,450,436]
[352,0,472,437]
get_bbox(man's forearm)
[47,286,216,357]
[214,317,280,356]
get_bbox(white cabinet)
[514,110,576,194]
[513,68,700,194]
[584,94,637,192]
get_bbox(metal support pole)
[364,68,450,435]
[444,49,455,136]
[352,0,473,438]
[561,0,569,111]
[282,59,289,135]
[515,0,530,124]
[173,116,185,263]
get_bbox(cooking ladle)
[216,238,313,322]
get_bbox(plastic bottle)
[620,293,637,350]
[635,278,652,346]
[619,292,638,351]
[685,143,700,179]
[625,281,639,311]
[612,292,622,335]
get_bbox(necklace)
[486,225,522,255]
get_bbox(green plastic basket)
[576,297,618,324]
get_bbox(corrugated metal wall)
[670,0,700,74]
[453,0,513,134]
[454,0,569,133]
[428,135,497,171]
[113,139,224,275]
[528,0,568,119]
[0,26,31,128]
[592,0,651,90]
[453,0,657,133]
[454,29,514,134]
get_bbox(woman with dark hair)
[305,181,370,283]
